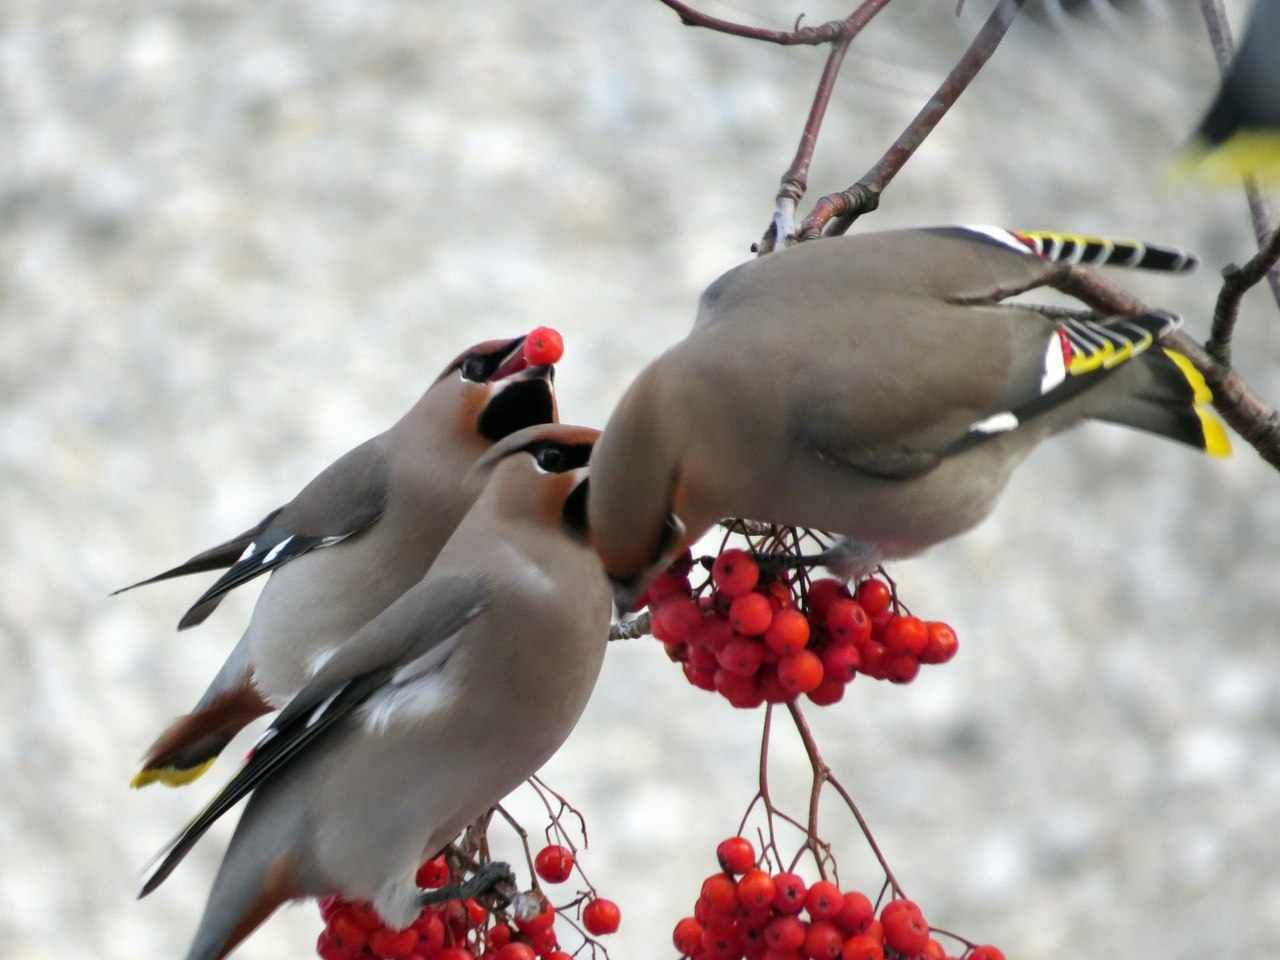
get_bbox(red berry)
[315,932,353,960]
[803,920,843,960]
[702,925,744,960]
[820,643,860,683]
[415,855,450,888]
[805,578,848,622]
[825,600,871,645]
[328,913,369,950]
[879,900,928,956]
[369,927,419,959]
[885,652,920,684]
[582,898,621,936]
[526,925,559,957]
[534,845,574,884]
[713,549,761,597]
[777,650,824,694]
[854,579,891,617]
[765,609,811,655]
[858,641,889,680]
[349,902,385,932]
[840,934,883,960]
[921,939,947,960]
[693,616,735,652]
[648,570,693,604]
[465,898,488,924]
[883,616,928,656]
[486,924,513,950]
[523,327,564,366]
[674,917,705,955]
[653,598,703,644]
[804,881,842,921]
[719,637,765,676]
[545,954,575,960]
[683,661,718,691]
[763,580,795,610]
[835,892,874,935]
[737,869,777,910]
[496,944,536,960]
[805,677,845,706]
[729,593,774,636]
[716,836,756,875]
[763,916,807,952]
[436,950,475,960]
[920,621,958,664]
[758,665,794,703]
[515,899,556,933]
[968,948,1005,960]
[714,668,764,709]
[701,873,740,914]
[772,873,808,914]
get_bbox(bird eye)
[535,445,567,472]
[461,356,489,382]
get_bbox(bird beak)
[476,361,559,443]
[489,336,530,382]
[608,576,647,616]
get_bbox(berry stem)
[493,803,540,892]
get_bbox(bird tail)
[947,225,1199,272]
[1086,346,1231,456]
[181,846,300,960]
[110,510,281,597]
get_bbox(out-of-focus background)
[4,1,1278,957]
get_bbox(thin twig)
[609,611,651,641]
[656,0,846,46]
[494,803,539,891]
[798,0,1027,239]
[1208,227,1280,367]
[757,1,894,253]
[1198,0,1280,309]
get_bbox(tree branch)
[656,0,847,46]
[799,0,1027,239]
[1208,227,1280,367]
[1198,0,1280,310]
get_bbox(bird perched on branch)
[588,226,1229,608]
[117,334,560,788]
[138,422,610,960]
[1185,0,1280,181]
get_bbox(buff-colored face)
[428,337,560,451]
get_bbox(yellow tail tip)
[130,758,216,789]
[1197,406,1233,458]
[1163,348,1214,404]
[1175,133,1280,184]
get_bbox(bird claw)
[418,860,517,908]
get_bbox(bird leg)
[758,537,882,583]
[418,860,517,909]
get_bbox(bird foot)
[759,538,882,584]
[418,860,517,909]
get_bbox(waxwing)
[1186,0,1280,180]
[588,225,1229,607]
[138,423,609,960]
[118,335,559,787]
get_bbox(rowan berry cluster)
[671,837,1002,960]
[315,845,619,960]
[644,547,958,708]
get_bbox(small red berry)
[693,616,735,652]
[369,927,418,959]
[763,580,795,610]
[534,845,574,884]
[835,892,874,935]
[674,917,705,955]
[854,579,892,617]
[328,913,369,950]
[968,947,1005,960]
[840,934,883,960]
[712,549,761,597]
[653,598,703,645]
[515,898,556,933]
[820,642,861,683]
[764,916,807,952]
[465,898,488,924]
[436,950,476,960]
[648,570,693,604]
[522,327,564,366]
[729,593,774,636]
[736,869,777,910]
[920,621,958,664]
[701,873,740,914]
[921,939,947,960]
[526,925,559,957]
[777,650,824,694]
[415,855,450,889]
[805,677,845,706]
[486,924,513,950]
[885,652,920,684]
[879,900,928,956]
[545,954,574,960]
[772,873,808,914]
[765,609,811,655]
[714,668,764,709]
[716,836,756,875]
[496,944,536,960]
[804,881,842,921]
[883,616,928,656]
[683,661,718,691]
[759,664,794,703]
[803,920,843,960]
[825,599,871,645]
[805,578,848,622]
[582,898,621,936]
[718,637,765,676]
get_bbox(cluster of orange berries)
[316,846,619,960]
[672,837,1003,960]
[644,548,958,708]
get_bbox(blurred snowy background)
[3,0,1279,957]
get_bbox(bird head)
[426,334,560,446]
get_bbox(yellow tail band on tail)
[1162,348,1232,457]
[131,757,216,789]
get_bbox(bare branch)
[1198,0,1280,309]
[799,0,1027,239]
[1208,227,1280,367]
[608,611,650,641]
[656,0,846,46]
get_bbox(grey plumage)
[140,423,610,960]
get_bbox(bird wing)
[160,436,392,630]
[110,508,283,595]
[138,573,490,897]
